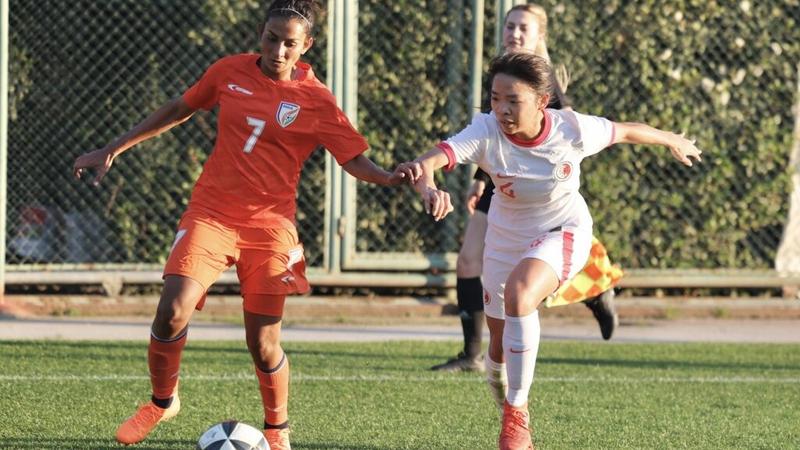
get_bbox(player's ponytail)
[265,0,322,35]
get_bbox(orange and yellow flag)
[545,237,623,308]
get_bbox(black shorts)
[475,180,494,214]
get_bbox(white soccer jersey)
[438,109,614,318]
[439,109,615,252]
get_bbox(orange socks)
[148,331,187,400]
[256,353,290,427]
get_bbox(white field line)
[0,374,799,383]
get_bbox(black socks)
[456,277,485,358]
[151,395,173,409]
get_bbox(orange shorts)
[163,209,310,315]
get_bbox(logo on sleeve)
[554,161,574,181]
[276,101,301,128]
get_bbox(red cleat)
[115,396,180,445]
[265,427,292,450]
[499,401,534,450]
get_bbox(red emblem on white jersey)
[530,237,545,248]
[499,182,516,198]
[554,161,573,181]
[483,290,491,305]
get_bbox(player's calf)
[485,354,508,413]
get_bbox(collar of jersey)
[502,109,552,148]
[252,55,312,84]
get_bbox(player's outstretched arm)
[73,97,197,185]
[612,122,703,167]
[341,154,413,186]
[395,148,454,222]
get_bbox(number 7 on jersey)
[243,116,266,153]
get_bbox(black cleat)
[584,289,619,340]
[430,351,484,372]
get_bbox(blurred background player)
[432,3,622,374]
[72,1,413,448]
[403,52,701,449]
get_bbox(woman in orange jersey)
[72,1,411,448]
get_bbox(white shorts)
[482,226,592,319]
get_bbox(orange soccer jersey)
[182,54,369,228]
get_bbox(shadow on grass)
[0,437,441,450]
[0,437,193,449]
[537,356,800,372]
[1,340,252,365]
[298,442,393,450]
[8,340,795,373]
[287,348,434,361]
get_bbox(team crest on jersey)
[276,101,300,128]
[554,161,574,181]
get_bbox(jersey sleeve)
[438,113,492,170]
[318,98,369,165]
[572,111,615,156]
[182,58,227,111]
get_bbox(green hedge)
[7,0,799,270]
[544,0,798,269]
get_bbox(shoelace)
[500,408,529,440]
[130,404,163,429]
[265,429,291,449]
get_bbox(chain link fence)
[5,1,800,280]
[7,0,329,268]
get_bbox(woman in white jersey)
[431,2,621,375]
[401,53,701,450]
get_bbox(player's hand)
[423,187,453,222]
[73,148,115,186]
[393,161,423,184]
[669,133,702,167]
[387,163,415,185]
[465,180,486,215]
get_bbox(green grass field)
[1,339,798,449]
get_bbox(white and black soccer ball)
[196,420,269,450]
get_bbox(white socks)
[502,311,540,407]
[485,353,507,411]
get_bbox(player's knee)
[504,283,547,316]
[503,284,522,308]
[247,335,281,366]
[154,300,191,335]
[503,283,536,313]
[456,251,482,278]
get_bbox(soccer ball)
[196,420,269,450]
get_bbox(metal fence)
[3,0,800,289]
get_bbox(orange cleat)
[499,401,534,450]
[115,395,181,445]
[264,428,292,450]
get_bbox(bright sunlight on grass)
[1,340,798,449]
